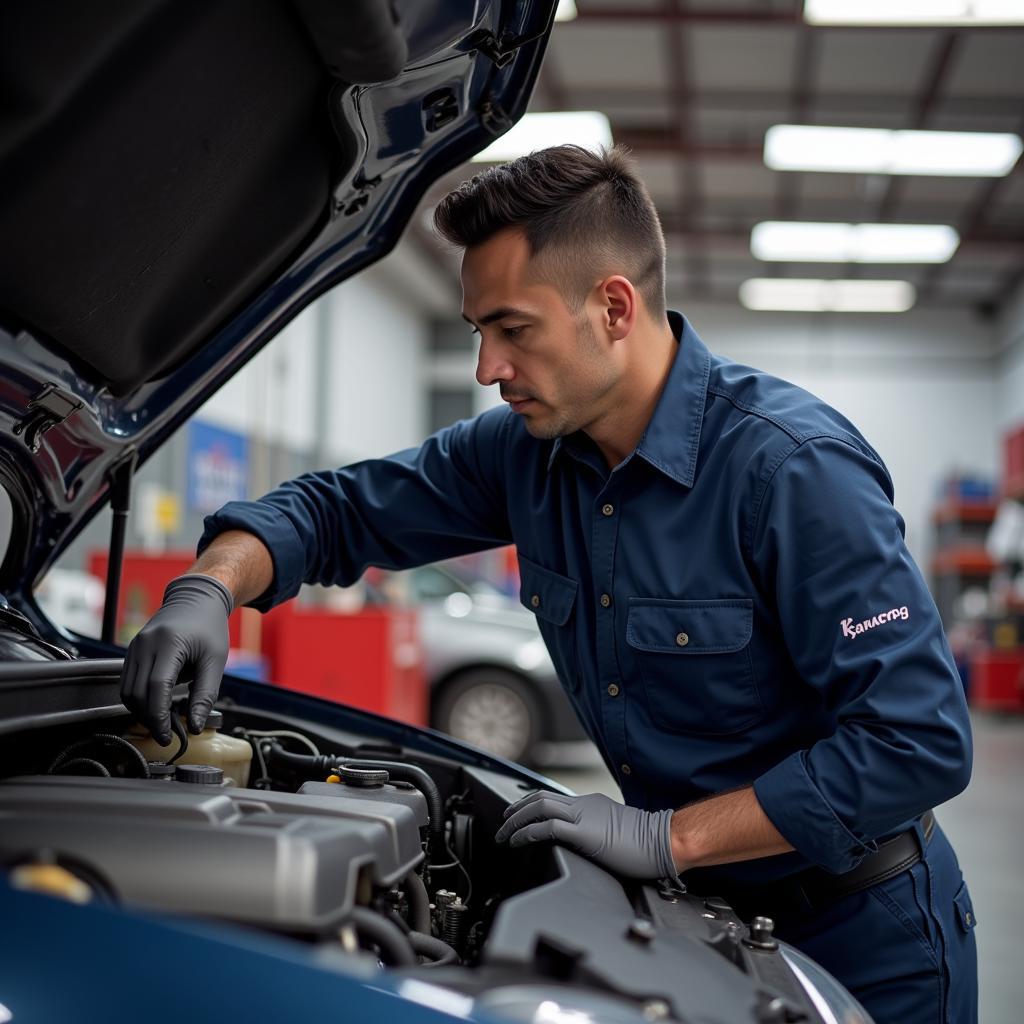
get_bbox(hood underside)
[0,0,553,601]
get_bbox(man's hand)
[119,574,233,744]
[495,791,677,879]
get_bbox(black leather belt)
[711,810,935,920]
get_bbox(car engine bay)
[0,650,863,1024]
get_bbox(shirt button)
[676,632,689,647]
[531,594,540,608]
[600,593,612,608]
[621,763,632,775]
[602,503,614,517]
[607,683,620,697]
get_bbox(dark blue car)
[0,3,871,1021]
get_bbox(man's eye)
[502,325,526,338]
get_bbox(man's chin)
[521,411,571,441]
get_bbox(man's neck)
[587,318,679,468]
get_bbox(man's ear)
[598,276,637,341]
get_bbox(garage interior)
[34,4,1024,1020]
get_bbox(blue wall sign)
[186,420,249,513]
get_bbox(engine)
[0,681,870,1024]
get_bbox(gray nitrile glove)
[495,791,678,879]
[119,574,233,745]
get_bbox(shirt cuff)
[197,500,307,612]
[753,750,878,875]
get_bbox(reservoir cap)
[176,764,224,785]
[337,764,389,787]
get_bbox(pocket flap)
[518,554,578,626]
[953,880,977,932]
[627,599,753,654]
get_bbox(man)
[122,145,977,1023]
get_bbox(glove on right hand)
[119,574,233,745]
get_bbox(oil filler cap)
[337,764,389,788]
[176,764,224,786]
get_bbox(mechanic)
[121,145,977,1024]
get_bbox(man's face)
[461,227,618,440]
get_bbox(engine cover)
[0,774,427,934]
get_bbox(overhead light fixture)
[765,125,1023,177]
[751,221,960,263]
[472,111,613,163]
[804,0,1024,24]
[555,0,578,22]
[740,278,917,313]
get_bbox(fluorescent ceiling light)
[740,279,917,313]
[555,0,578,22]
[804,0,1024,24]
[472,111,613,163]
[765,125,1023,177]
[751,221,960,263]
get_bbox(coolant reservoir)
[125,710,252,787]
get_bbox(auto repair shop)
[1,3,1023,1023]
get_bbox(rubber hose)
[407,931,459,967]
[338,759,445,860]
[47,733,151,778]
[264,745,445,858]
[51,757,110,777]
[401,870,431,934]
[167,715,189,765]
[349,906,416,966]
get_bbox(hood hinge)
[467,25,549,68]
[13,383,84,454]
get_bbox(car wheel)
[433,669,540,764]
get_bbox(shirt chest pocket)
[626,598,763,735]
[518,554,580,691]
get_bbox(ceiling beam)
[919,107,1024,299]
[877,31,960,222]
[775,22,818,222]
[665,0,710,292]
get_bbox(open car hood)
[0,0,553,605]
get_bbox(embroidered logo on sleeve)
[841,606,909,639]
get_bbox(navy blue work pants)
[774,820,978,1023]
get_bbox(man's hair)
[433,144,667,318]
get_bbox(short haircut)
[433,144,666,318]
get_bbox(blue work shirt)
[199,311,972,884]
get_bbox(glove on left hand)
[495,791,678,880]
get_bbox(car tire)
[433,668,541,765]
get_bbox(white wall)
[196,240,458,468]
[198,304,319,451]
[680,303,999,566]
[323,270,429,464]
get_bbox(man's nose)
[475,336,514,387]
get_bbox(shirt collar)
[547,310,711,488]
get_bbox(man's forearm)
[188,530,275,608]
[670,786,793,872]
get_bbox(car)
[380,562,594,767]
[0,3,873,1022]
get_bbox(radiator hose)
[264,744,445,859]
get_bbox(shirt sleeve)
[196,407,515,611]
[748,435,972,874]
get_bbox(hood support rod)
[102,449,138,644]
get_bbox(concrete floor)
[548,712,1023,1024]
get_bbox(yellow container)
[126,710,252,787]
